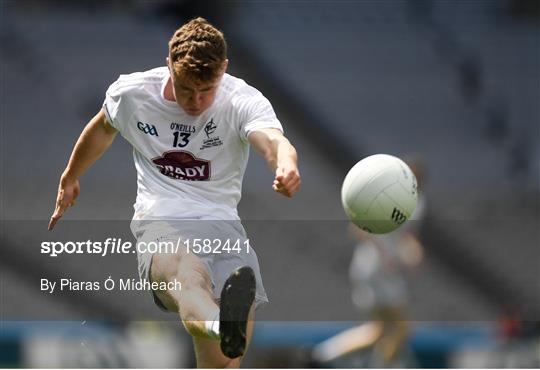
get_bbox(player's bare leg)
[151,250,219,337]
[372,308,410,364]
[311,321,383,363]
[150,251,256,367]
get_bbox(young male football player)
[49,17,300,368]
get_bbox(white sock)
[204,310,220,340]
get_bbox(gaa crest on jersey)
[152,150,210,181]
[137,121,159,136]
[200,118,223,150]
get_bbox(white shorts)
[131,219,269,311]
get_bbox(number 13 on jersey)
[173,132,191,147]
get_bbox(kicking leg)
[151,252,256,367]
[151,251,218,338]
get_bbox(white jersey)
[103,67,282,222]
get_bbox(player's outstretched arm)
[248,128,300,198]
[48,110,118,230]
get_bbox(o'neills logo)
[152,151,210,181]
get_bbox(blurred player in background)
[312,157,426,367]
[48,17,300,368]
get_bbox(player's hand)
[273,163,301,198]
[48,175,80,230]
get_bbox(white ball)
[341,154,418,234]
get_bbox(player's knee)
[176,262,212,293]
[176,271,210,291]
